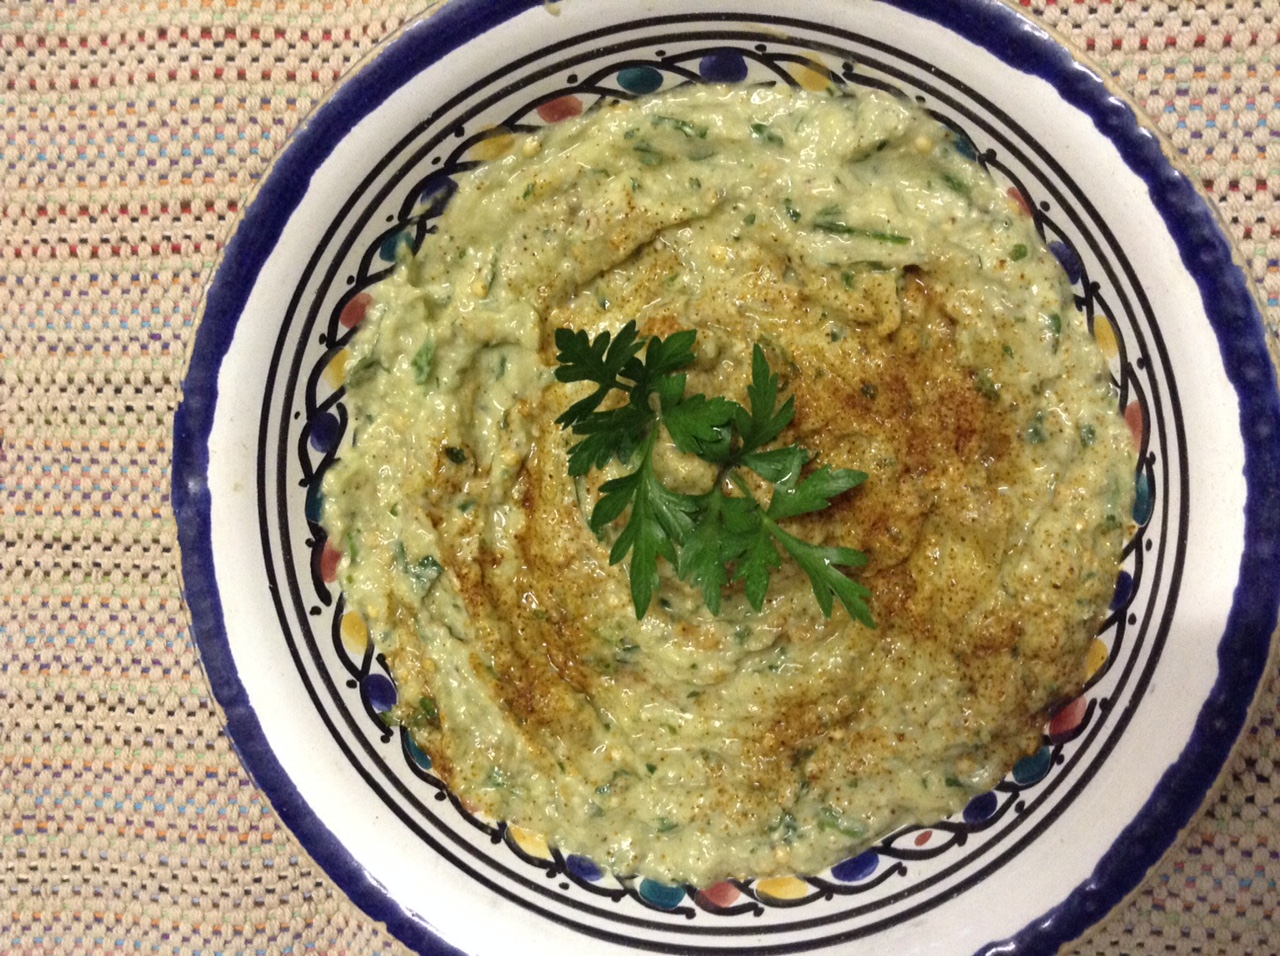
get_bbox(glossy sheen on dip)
[322,84,1135,884]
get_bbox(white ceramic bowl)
[173,1,1280,953]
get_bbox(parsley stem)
[726,467,763,506]
[727,468,797,541]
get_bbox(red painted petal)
[1007,186,1032,216]
[339,292,372,329]
[1049,696,1088,737]
[537,95,584,123]
[696,881,740,908]
[1124,401,1145,446]
[320,540,342,582]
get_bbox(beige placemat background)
[2,1,1276,953]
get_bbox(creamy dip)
[322,84,1135,884]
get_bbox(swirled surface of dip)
[322,84,1135,884]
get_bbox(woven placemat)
[2,1,1276,953]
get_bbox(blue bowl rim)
[171,1,1280,953]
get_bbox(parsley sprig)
[554,322,874,626]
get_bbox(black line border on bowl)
[264,15,1184,949]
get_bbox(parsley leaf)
[664,393,737,460]
[412,340,436,384]
[563,402,652,477]
[554,323,645,428]
[750,122,784,146]
[652,114,709,139]
[735,344,796,452]
[677,489,736,614]
[733,510,784,611]
[769,525,874,625]
[555,325,873,624]
[767,463,869,521]
[593,455,699,616]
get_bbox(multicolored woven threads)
[1,2,1275,953]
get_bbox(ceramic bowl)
[173,1,1280,953]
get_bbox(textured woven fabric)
[1,1,1275,954]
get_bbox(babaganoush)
[321,84,1135,885]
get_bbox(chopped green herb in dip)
[322,84,1135,884]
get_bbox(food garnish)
[555,321,874,625]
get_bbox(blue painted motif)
[405,734,433,771]
[698,50,748,82]
[1134,470,1154,525]
[379,229,413,262]
[304,481,324,523]
[365,673,397,712]
[1111,570,1134,610]
[617,65,664,94]
[1012,746,1053,786]
[565,854,604,881]
[638,878,686,910]
[963,791,999,824]
[832,850,879,882]
[1049,239,1084,284]
[308,411,342,453]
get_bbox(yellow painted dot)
[756,876,812,900]
[1085,637,1109,681]
[469,128,515,161]
[323,348,350,389]
[340,611,368,656]
[508,825,552,859]
[788,58,832,92]
[1092,314,1119,361]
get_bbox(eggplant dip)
[321,84,1135,884]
